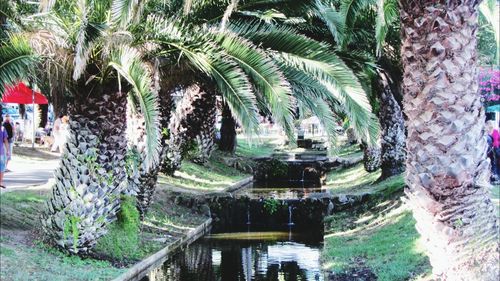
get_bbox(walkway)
[3,158,58,188]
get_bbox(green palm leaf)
[231,21,379,143]
[111,0,146,28]
[0,35,38,95]
[374,0,397,56]
[109,45,161,170]
[73,0,106,80]
[314,0,345,45]
[212,30,295,138]
[209,55,260,133]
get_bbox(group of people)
[486,120,500,184]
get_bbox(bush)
[95,196,140,261]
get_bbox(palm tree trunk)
[361,142,381,172]
[346,127,358,144]
[131,67,195,218]
[218,103,237,153]
[377,71,406,179]
[161,84,214,175]
[192,109,217,164]
[400,1,499,279]
[127,85,174,218]
[42,91,128,254]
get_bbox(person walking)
[2,114,14,171]
[486,120,500,183]
[0,116,11,189]
[51,114,63,153]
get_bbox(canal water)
[148,226,324,281]
[146,166,329,281]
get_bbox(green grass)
[323,210,430,281]
[1,238,124,281]
[94,196,141,261]
[322,174,431,281]
[0,191,125,281]
[0,191,48,230]
[235,138,277,158]
[334,143,362,158]
[158,154,249,191]
[324,163,381,194]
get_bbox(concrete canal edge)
[223,176,253,193]
[112,218,213,281]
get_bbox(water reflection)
[236,181,325,200]
[148,230,324,281]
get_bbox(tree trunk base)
[405,182,499,280]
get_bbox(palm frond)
[209,55,260,133]
[374,0,397,56]
[314,0,345,45]
[213,30,295,138]
[220,0,239,30]
[72,1,106,80]
[340,0,375,29]
[292,84,339,146]
[230,21,378,143]
[0,34,38,95]
[111,0,146,28]
[109,46,161,170]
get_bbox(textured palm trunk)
[378,72,406,179]
[400,1,499,279]
[161,84,215,175]
[346,127,358,145]
[361,142,381,172]
[42,91,128,254]
[218,103,237,153]
[192,106,217,164]
[127,88,173,219]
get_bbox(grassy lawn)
[0,191,125,280]
[0,189,207,280]
[322,175,431,281]
[158,154,249,192]
[235,137,277,158]
[324,209,430,281]
[334,143,362,158]
[324,163,381,195]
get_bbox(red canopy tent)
[2,82,49,148]
[2,82,48,104]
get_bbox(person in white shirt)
[51,114,63,153]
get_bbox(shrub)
[263,198,279,215]
[95,196,140,261]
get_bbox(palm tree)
[0,0,38,95]
[400,1,499,279]
[119,0,379,217]
[218,0,401,176]
[312,0,405,177]
[16,0,161,254]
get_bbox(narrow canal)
[156,226,324,280]
[143,154,333,280]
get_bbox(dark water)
[146,228,324,281]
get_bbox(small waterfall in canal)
[246,207,251,225]
[288,205,295,226]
